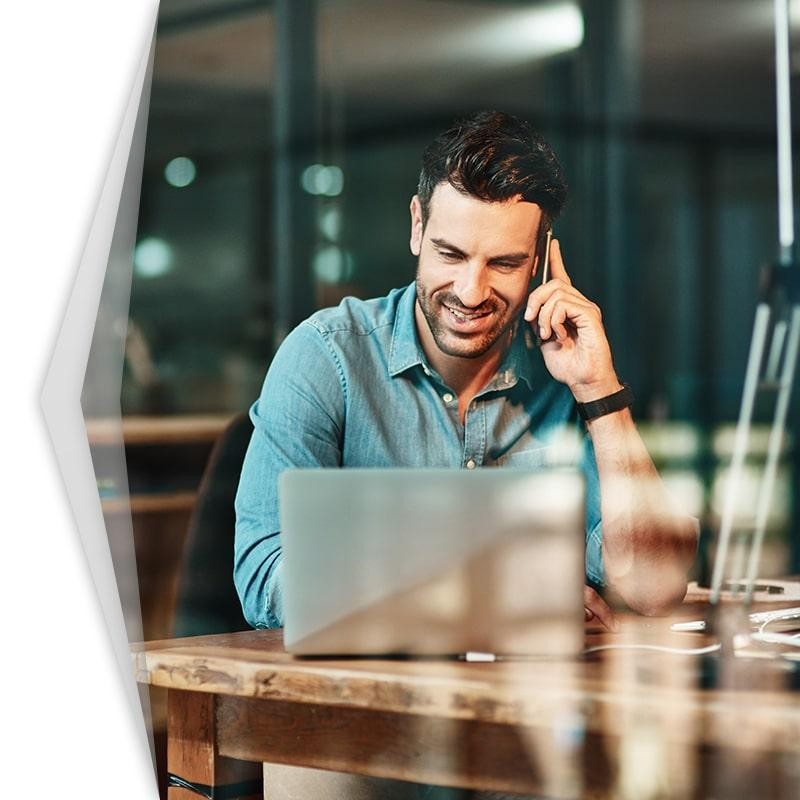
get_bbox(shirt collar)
[388,282,537,391]
[388,283,428,377]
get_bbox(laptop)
[280,468,585,657]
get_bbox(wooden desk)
[134,611,800,800]
[91,413,238,797]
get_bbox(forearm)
[585,405,698,615]
[234,321,345,629]
[527,241,698,613]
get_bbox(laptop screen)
[280,468,585,656]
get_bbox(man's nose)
[452,263,489,308]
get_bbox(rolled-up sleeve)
[234,321,345,628]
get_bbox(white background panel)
[1,2,159,798]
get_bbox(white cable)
[488,638,800,663]
[751,631,800,647]
[758,614,800,638]
[583,643,721,656]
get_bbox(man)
[235,110,697,637]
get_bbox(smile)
[441,303,496,333]
[443,304,491,322]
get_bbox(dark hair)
[417,111,567,238]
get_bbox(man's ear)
[531,252,540,280]
[409,195,423,257]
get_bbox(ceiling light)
[164,156,197,188]
[134,237,173,278]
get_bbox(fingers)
[525,286,599,342]
[524,239,595,332]
[524,280,572,324]
[547,239,572,286]
[523,238,604,346]
[584,586,618,632]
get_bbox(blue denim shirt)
[234,282,604,629]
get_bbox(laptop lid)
[280,468,585,656]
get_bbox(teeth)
[447,306,482,321]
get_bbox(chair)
[173,411,254,636]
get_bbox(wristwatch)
[577,383,634,422]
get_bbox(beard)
[415,275,523,360]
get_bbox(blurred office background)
[119,0,799,572]
[83,1,798,793]
[129,0,796,422]
[86,0,800,636]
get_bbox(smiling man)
[235,110,697,638]
[412,183,546,428]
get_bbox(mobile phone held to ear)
[534,228,554,347]
[540,227,553,284]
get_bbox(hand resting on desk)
[584,585,618,632]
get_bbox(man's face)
[410,182,543,360]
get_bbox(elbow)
[233,553,283,630]
[236,583,283,630]
[621,578,689,618]
[233,570,264,629]
[235,558,285,630]
[605,515,698,617]
[609,557,692,617]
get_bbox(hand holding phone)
[524,235,619,400]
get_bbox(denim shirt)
[234,282,604,629]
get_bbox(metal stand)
[709,267,800,609]
[707,0,798,634]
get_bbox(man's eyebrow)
[487,251,531,264]
[430,238,530,264]
[430,238,467,257]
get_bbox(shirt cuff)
[585,520,605,588]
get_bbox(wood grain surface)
[167,689,261,800]
[133,606,800,799]
[134,615,800,753]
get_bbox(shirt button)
[465,458,476,470]
[442,392,454,403]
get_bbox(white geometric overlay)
[41,9,159,793]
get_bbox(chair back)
[173,412,254,636]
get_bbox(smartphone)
[533,227,554,347]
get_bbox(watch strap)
[577,384,634,422]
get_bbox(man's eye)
[438,251,461,261]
